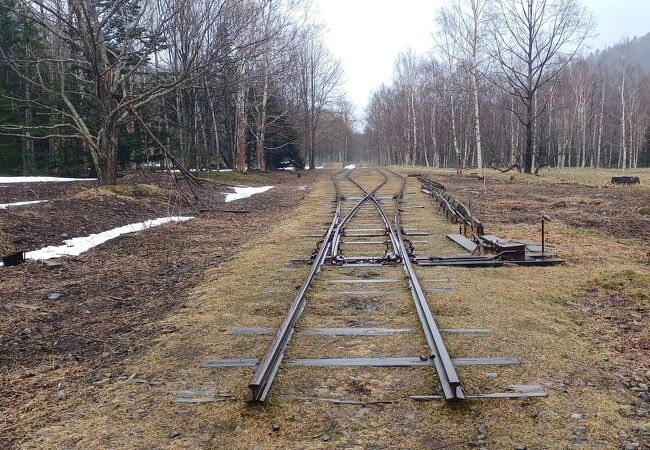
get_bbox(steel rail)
[330,169,390,258]
[342,169,399,255]
[348,168,463,399]
[247,171,344,404]
[383,168,465,400]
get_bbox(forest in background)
[0,0,354,183]
[365,1,650,174]
[0,0,649,183]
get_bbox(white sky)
[315,0,650,114]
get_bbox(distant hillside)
[586,32,650,73]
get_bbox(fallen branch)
[126,106,231,208]
[218,209,251,214]
[534,163,551,175]
[491,164,522,173]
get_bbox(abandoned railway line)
[3,167,648,448]
[184,167,563,405]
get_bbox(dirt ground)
[1,167,648,449]
[0,169,318,448]
[417,168,650,242]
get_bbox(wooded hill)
[587,33,650,75]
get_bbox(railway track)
[186,167,550,406]
[247,167,463,403]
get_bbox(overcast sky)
[315,0,650,114]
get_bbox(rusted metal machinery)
[417,175,484,237]
[416,174,564,267]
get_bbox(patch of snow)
[24,216,193,261]
[171,168,233,173]
[344,164,356,170]
[0,200,48,209]
[281,165,323,171]
[224,186,274,203]
[0,176,96,184]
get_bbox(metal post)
[541,216,545,254]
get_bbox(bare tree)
[290,26,342,169]
[1,0,226,184]
[436,0,489,177]
[435,28,464,174]
[489,0,593,173]
[393,50,421,166]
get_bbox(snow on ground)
[23,217,194,261]
[0,176,96,184]
[280,165,323,171]
[171,168,233,173]
[0,200,48,209]
[224,186,274,203]
[344,164,356,169]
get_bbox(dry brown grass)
[69,183,167,200]
[15,169,649,449]
[394,166,650,189]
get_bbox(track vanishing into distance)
[247,168,463,404]
[191,167,547,406]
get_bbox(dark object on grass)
[611,176,640,185]
[2,251,25,267]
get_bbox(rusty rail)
[330,169,389,259]
[247,171,344,404]
[248,168,465,403]
[359,168,465,400]
[386,169,464,399]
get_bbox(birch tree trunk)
[206,85,221,171]
[450,93,462,174]
[256,58,269,171]
[620,73,627,170]
[596,78,604,168]
[471,66,483,177]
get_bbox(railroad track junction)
[177,167,563,406]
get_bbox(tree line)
[365,0,650,174]
[0,0,355,184]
